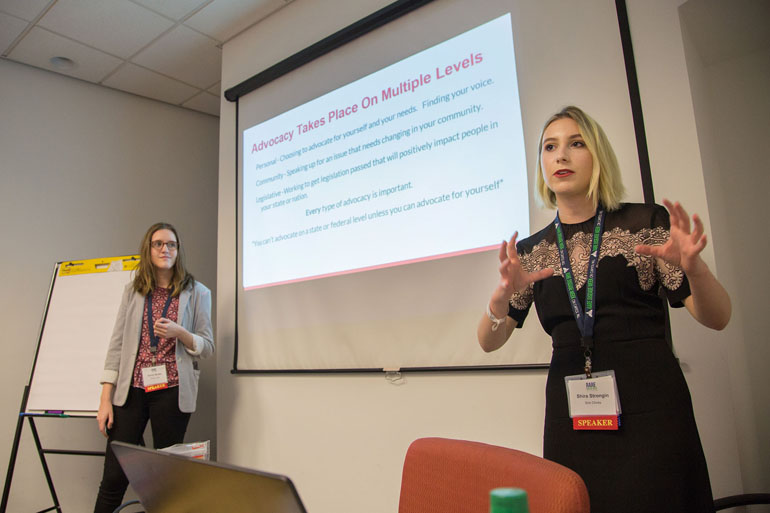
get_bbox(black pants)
[94,386,191,513]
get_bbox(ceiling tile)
[38,0,174,59]
[131,0,209,22]
[184,0,286,42]
[7,26,123,83]
[103,62,199,105]
[0,11,28,53]
[207,81,220,95]
[183,90,220,116]
[133,24,220,89]
[0,0,51,21]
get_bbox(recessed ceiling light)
[50,56,76,70]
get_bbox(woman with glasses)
[93,222,214,513]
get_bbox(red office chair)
[398,437,590,513]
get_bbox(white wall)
[0,59,219,512]
[622,0,746,500]
[217,2,547,513]
[217,1,758,512]
[698,45,770,493]
[627,0,767,500]
[679,0,770,494]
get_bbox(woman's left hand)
[154,317,185,339]
[635,199,708,275]
[636,199,731,330]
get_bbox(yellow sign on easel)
[58,255,140,276]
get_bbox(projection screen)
[230,0,645,372]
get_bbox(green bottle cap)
[490,488,529,513]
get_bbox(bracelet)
[486,302,506,331]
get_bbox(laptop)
[111,441,308,513]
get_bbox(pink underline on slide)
[244,244,499,291]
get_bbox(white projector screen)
[232,0,644,371]
[242,15,526,290]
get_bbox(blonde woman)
[94,222,214,513]
[478,106,730,512]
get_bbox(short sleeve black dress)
[508,203,714,513]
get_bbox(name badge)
[565,370,621,430]
[142,365,169,393]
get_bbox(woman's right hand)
[479,232,554,352]
[489,232,554,315]
[97,402,113,437]
[97,384,114,437]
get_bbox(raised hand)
[634,199,708,275]
[489,232,554,313]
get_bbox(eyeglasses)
[150,240,178,251]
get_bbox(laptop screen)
[111,441,308,513]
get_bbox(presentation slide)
[242,14,527,289]
[232,0,642,371]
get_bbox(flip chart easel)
[1,256,138,513]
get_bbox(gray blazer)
[100,281,214,412]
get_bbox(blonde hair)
[535,106,625,211]
[133,222,194,297]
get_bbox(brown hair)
[535,106,625,211]
[133,222,194,296]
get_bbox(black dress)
[508,203,714,513]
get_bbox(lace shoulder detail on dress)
[508,225,684,309]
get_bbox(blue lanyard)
[554,207,605,375]
[146,289,174,355]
